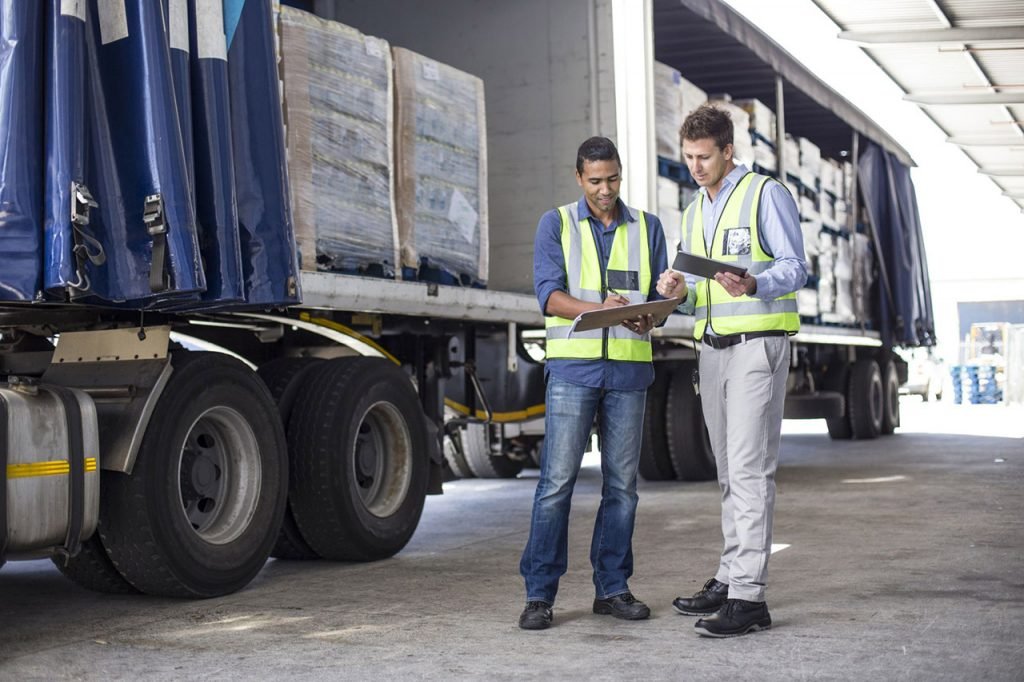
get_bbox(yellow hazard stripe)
[444,398,545,423]
[298,312,402,366]
[6,458,98,479]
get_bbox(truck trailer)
[0,0,933,598]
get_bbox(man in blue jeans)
[519,137,668,630]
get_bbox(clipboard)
[672,251,747,279]
[569,297,682,334]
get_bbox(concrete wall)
[314,0,618,294]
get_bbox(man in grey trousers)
[657,104,807,637]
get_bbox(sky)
[720,0,1024,358]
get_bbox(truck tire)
[99,352,288,598]
[848,358,883,440]
[459,423,524,479]
[665,362,716,482]
[783,391,844,419]
[257,357,326,560]
[638,366,675,481]
[824,363,853,440]
[53,534,138,594]
[880,359,900,435]
[442,432,475,479]
[288,357,429,561]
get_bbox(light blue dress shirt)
[676,165,807,329]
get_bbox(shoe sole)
[693,621,771,638]
[672,603,722,617]
[519,621,552,631]
[593,604,651,620]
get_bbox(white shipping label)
[365,37,384,59]
[195,0,227,61]
[60,0,86,21]
[448,189,479,244]
[168,0,189,53]
[422,60,440,81]
[97,0,129,45]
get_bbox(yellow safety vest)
[681,172,799,340]
[545,202,652,362]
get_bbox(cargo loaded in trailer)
[0,0,933,597]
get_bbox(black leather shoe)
[519,601,553,630]
[693,599,771,637]
[593,592,651,620]
[672,578,729,616]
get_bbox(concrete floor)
[1,399,1022,681]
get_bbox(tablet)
[569,297,683,334]
[672,251,747,279]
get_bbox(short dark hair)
[681,104,733,151]
[575,136,621,175]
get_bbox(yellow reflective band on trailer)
[444,398,546,423]
[6,457,98,479]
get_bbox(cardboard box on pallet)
[393,47,488,285]
[733,98,776,144]
[279,7,399,275]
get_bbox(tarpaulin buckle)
[67,182,105,292]
[143,194,169,293]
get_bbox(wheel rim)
[177,406,263,545]
[351,401,413,518]
[870,375,884,425]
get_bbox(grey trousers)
[698,335,789,602]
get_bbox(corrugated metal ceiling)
[812,0,1024,212]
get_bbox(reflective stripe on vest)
[681,172,799,340]
[545,203,653,362]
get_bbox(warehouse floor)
[1,400,1022,681]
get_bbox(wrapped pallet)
[753,140,777,173]
[681,74,707,118]
[655,62,684,161]
[708,99,752,166]
[819,192,836,230]
[279,8,399,276]
[393,47,488,285]
[798,137,821,189]
[657,177,682,252]
[852,232,874,323]
[797,288,819,318]
[734,98,776,144]
[782,135,800,178]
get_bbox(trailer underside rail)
[297,272,544,326]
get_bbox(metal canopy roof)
[653,0,915,166]
[812,0,1024,212]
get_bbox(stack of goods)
[656,177,682,253]
[796,288,820,318]
[818,190,836,230]
[782,135,800,179]
[842,161,856,201]
[681,74,707,120]
[798,137,821,190]
[658,67,709,160]
[852,232,873,323]
[817,233,836,318]
[708,98,752,166]
[393,47,489,286]
[833,233,855,323]
[655,62,684,161]
[279,8,399,277]
[734,98,777,173]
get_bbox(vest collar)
[576,196,636,228]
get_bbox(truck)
[0,0,933,598]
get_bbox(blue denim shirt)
[534,196,668,391]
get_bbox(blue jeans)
[519,376,646,604]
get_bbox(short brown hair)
[681,104,733,151]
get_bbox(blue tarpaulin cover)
[858,141,935,348]
[45,0,205,306]
[225,0,301,308]
[185,0,244,307]
[0,1,43,301]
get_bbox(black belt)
[702,330,788,350]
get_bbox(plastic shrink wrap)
[279,7,398,278]
[656,177,682,253]
[708,99,752,169]
[393,47,488,285]
[655,62,683,161]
